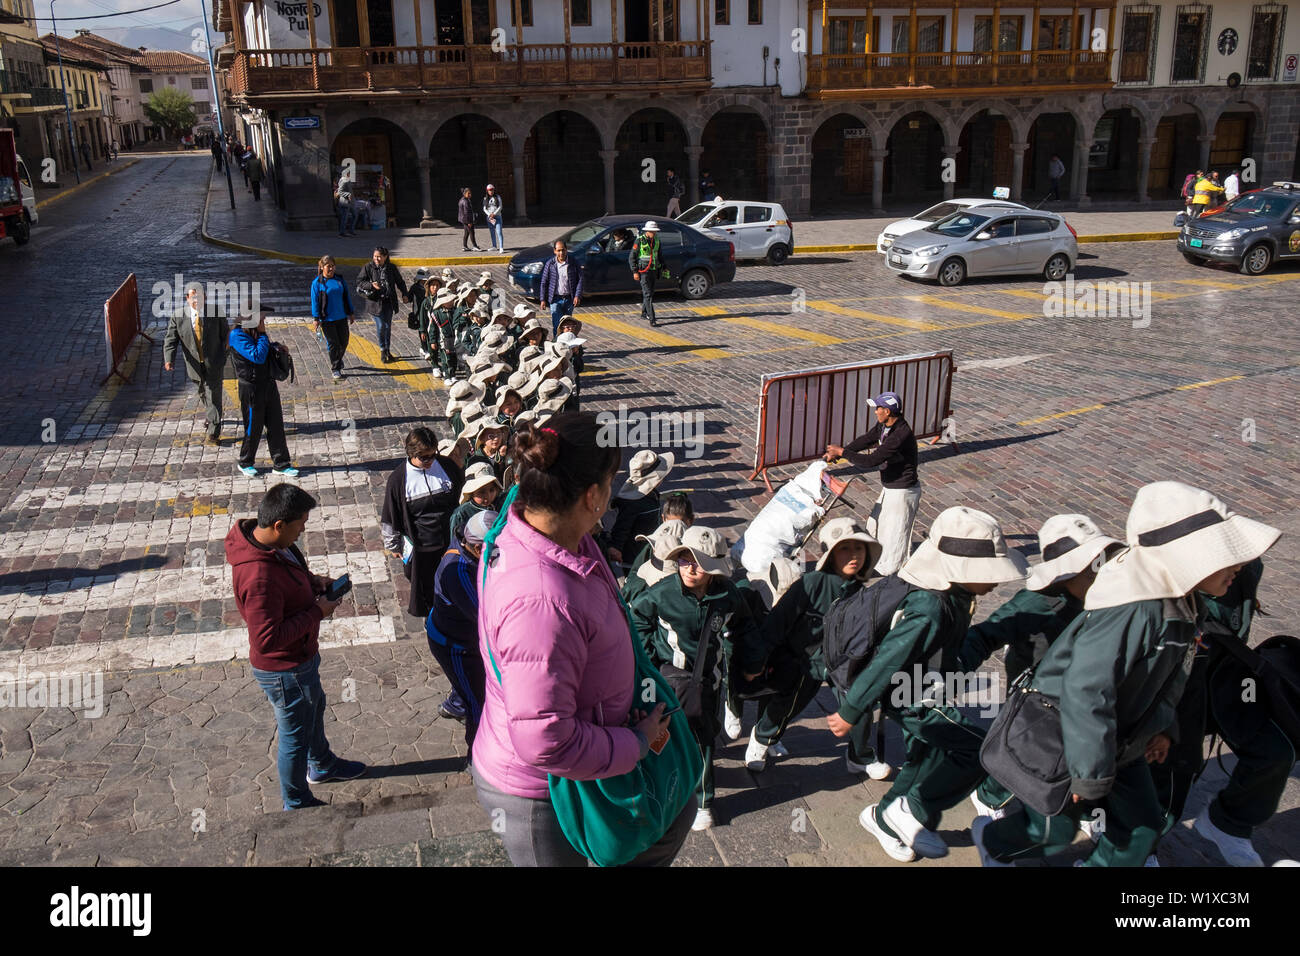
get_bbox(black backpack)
[822,574,917,695]
[269,342,294,384]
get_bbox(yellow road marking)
[688,306,846,346]
[1017,404,1105,426]
[577,312,729,359]
[347,335,441,391]
[1175,375,1244,391]
[1172,278,1250,290]
[908,294,1031,320]
[1000,287,1182,303]
[804,300,941,331]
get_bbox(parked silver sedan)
[884,209,1077,286]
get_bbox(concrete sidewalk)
[199,162,1183,268]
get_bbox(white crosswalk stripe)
[7,472,379,512]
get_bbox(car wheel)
[1042,254,1070,281]
[937,258,966,287]
[11,218,30,246]
[1240,243,1271,276]
[766,243,790,266]
[680,268,712,299]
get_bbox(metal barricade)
[749,350,956,491]
[102,273,151,384]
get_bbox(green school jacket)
[1030,597,1201,800]
[836,586,973,726]
[631,575,766,691]
[957,588,1084,681]
[762,569,864,682]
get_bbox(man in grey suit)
[164,284,230,444]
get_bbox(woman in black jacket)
[381,427,465,618]
[458,187,481,252]
[358,246,410,364]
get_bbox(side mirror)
[974,231,992,241]
[1290,215,1300,224]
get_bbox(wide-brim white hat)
[636,556,677,589]
[635,519,689,561]
[513,303,538,322]
[666,525,732,577]
[504,369,539,400]
[445,380,486,418]
[616,450,674,499]
[433,290,457,308]
[641,220,660,232]
[537,354,566,379]
[469,362,509,390]
[534,378,572,413]
[555,330,587,349]
[519,317,547,340]
[899,507,1028,591]
[460,470,502,503]
[814,517,884,579]
[1026,514,1122,592]
[1085,482,1280,610]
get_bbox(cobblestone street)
[0,156,1296,866]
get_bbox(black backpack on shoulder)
[822,574,917,695]
[269,342,295,384]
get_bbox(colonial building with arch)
[213,0,1300,227]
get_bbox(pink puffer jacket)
[472,506,642,799]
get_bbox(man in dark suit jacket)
[538,240,584,335]
[164,285,230,444]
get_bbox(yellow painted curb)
[1078,231,1179,243]
[35,159,140,209]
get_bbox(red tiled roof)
[131,50,209,72]
[68,32,145,61]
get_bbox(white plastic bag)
[733,461,828,574]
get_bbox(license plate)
[1190,238,1203,248]
[891,254,904,264]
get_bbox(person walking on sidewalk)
[310,255,355,380]
[335,171,357,237]
[246,150,265,202]
[226,483,367,811]
[824,391,921,575]
[628,222,666,328]
[358,246,410,364]
[230,313,298,479]
[210,137,224,172]
[665,167,684,218]
[539,240,584,335]
[1047,154,1066,201]
[482,184,505,253]
[458,186,482,252]
[163,283,229,445]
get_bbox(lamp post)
[199,0,236,210]
[49,0,81,184]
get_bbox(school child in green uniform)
[607,450,673,570]
[449,463,501,544]
[975,483,1280,868]
[465,419,509,482]
[626,492,694,579]
[420,287,457,379]
[445,383,485,438]
[467,358,508,408]
[413,272,441,361]
[835,507,1028,863]
[632,525,767,831]
[1148,557,1293,866]
[622,519,688,605]
[745,518,883,773]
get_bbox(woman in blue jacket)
[311,255,355,380]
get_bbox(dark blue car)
[505,215,736,301]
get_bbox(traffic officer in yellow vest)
[628,220,669,327]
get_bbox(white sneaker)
[970,791,1007,821]
[723,702,742,740]
[864,759,892,781]
[744,730,769,772]
[1078,816,1102,842]
[431,368,443,379]
[882,798,948,858]
[971,816,1013,867]
[860,804,915,862]
[1145,854,1160,867]
[692,807,714,831]
[1194,807,1263,866]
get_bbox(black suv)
[1177,181,1300,275]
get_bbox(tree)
[143,87,196,140]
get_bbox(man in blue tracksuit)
[426,509,497,751]
[229,314,296,478]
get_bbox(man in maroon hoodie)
[226,484,366,809]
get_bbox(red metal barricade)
[102,273,152,384]
[749,350,956,491]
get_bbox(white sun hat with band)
[460,466,502,504]
[616,449,675,499]
[1084,481,1280,611]
[1026,514,1122,592]
[534,378,572,413]
[634,519,690,588]
[445,379,485,418]
[666,525,732,577]
[900,507,1028,591]
[814,517,883,579]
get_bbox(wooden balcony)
[228,41,710,100]
[806,49,1112,97]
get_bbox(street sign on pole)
[283,116,321,130]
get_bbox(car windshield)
[915,201,963,222]
[925,212,991,238]
[558,222,608,247]
[1221,193,1289,219]
[676,203,717,225]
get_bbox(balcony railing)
[807,48,1111,92]
[229,41,710,96]
[28,86,69,107]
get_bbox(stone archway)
[331,117,421,227]
[527,110,605,221]
[613,107,688,214]
[700,108,770,202]
[428,114,512,227]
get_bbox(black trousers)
[639,272,657,324]
[238,381,291,468]
[320,319,349,372]
[252,181,261,201]
[425,631,486,751]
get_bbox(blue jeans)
[252,654,335,809]
[338,202,356,235]
[372,302,394,351]
[487,217,504,250]
[549,296,575,335]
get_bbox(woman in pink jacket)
[473,413,695,866]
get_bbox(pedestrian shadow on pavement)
[1073,263,1137,280]
[919,430,1057,461]
[361,756,470,779]
[0,555,168,594]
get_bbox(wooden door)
[1210,117,1248,166]
[1149,119,1175,192]
[843,135,869,194]
[992,118,1012,185]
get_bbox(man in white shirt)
[1224,169,1240,202]
[336,173,356,237]
[163,284,229,444]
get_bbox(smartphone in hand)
[325,574,352,601]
